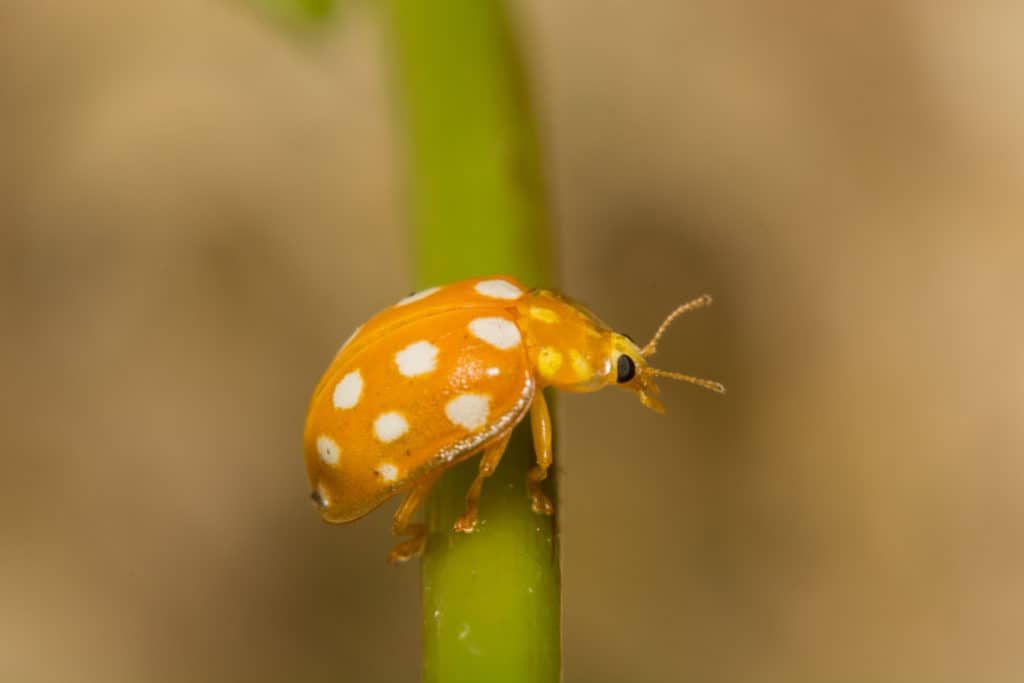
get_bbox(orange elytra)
[302,276,725,562]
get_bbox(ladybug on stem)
[302,276,724,562]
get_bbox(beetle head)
[610,294,725,413]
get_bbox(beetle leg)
[527,390,555,516]
[387,470,442,564]
[453,435,511,533]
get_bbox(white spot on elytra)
[375,463,399,482]
[475,279,523,300]
[395,340,439,377]
[316,435,340,466]
[333,370,363,409]
[468,317,521,350]
[485,367,501,377]
[445,393,491,430]
[396,286,441,307]
[374,412,409,443]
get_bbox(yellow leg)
[527,391,555,516]
[387,470,442,564]
[453,436,511,533]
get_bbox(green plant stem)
[383,1,560,681]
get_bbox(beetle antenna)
[641,294,714,357]
[646,368,726,394]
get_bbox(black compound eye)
[616,354,636,383]
[310,489,326,509]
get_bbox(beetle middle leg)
[526,390,555,516]
[453,435,511,533]
[387,470,442,564]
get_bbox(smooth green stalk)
[384,1,560,682]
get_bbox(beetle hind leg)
[387,470,442,564]
[453,435,511,533]
[526,391,555,516]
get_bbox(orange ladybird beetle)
[302,276,725,563]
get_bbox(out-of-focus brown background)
[4,1,1023,681]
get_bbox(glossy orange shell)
[303,277,537,523]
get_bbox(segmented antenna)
[646,368,726,394]
[641,294,714,358]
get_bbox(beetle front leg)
[387,470,442,564]
[453,435,511,533]
[527,390,555,516]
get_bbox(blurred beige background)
[3,1,1023,681]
